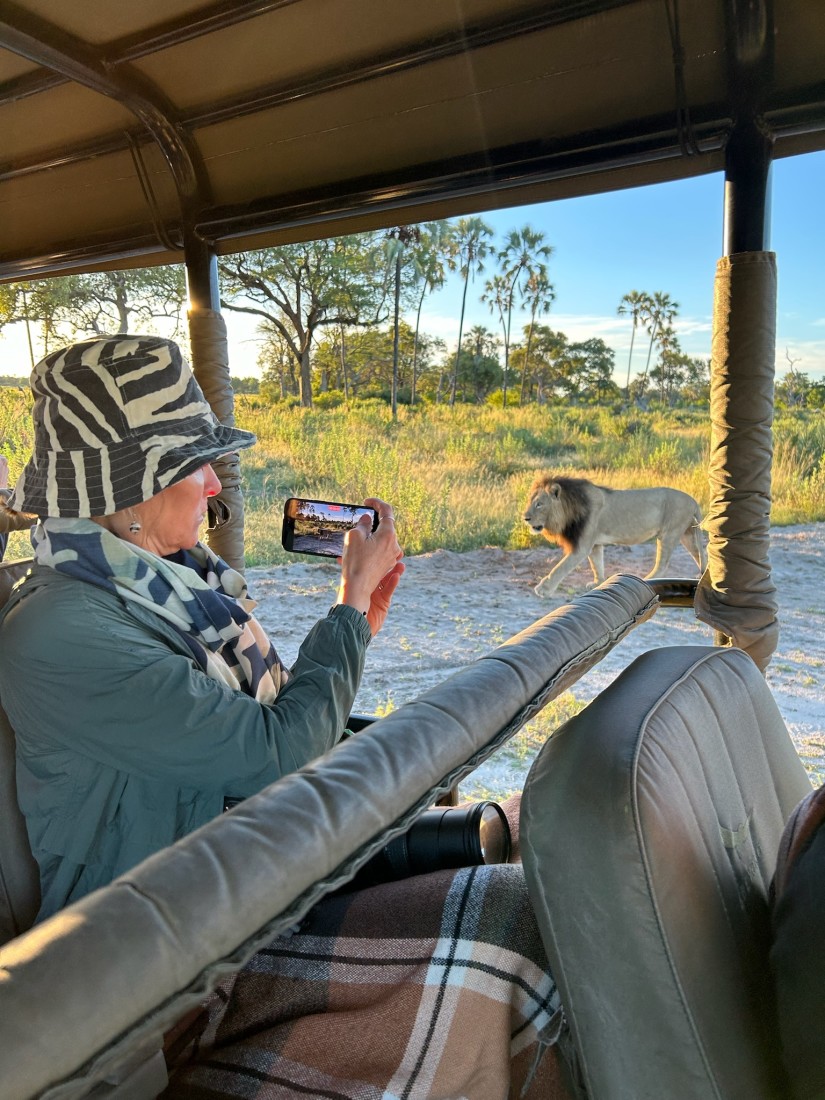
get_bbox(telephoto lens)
[348,801,511,890]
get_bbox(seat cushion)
[0,701,40,945]
[0,559,40,945]
[521,645,812,1100]
[770,784,825,1100]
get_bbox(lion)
[523,474,706,598]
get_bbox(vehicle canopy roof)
[1,0,824,279]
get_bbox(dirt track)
[247,526,825,796]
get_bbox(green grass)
[4,390,825,565]
[460,693,587,802]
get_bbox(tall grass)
[235,401,714,564]
[3,388,825,565]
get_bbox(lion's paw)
[534,579,558,599]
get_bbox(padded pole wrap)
[695,252,778,671]
[187,308,247,572]
[0,576,656,1100]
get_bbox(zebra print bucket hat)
[10,334,256,518]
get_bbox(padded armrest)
[0,574,657,1100]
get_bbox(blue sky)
[410,149,825,382]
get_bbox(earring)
[128,511,141,534]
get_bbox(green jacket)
[0,565,371,921]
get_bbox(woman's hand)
[336,497,404,636]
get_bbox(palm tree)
[495,227,553,407]
[653,323,680,406]
[519,269,555,404]
[481,273,509,401]
[639,291,679,392]
[409,221,453,405]
[446,217,493,405]
[617,290,651,401]
[385,226,420,418]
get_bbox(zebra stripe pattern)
[10,334,255,518]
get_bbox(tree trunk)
[640,323,658,392]
[412,289,426,407]
[625,322,636,400]
[451,274,470,408]
[391,252,401,419]
[520,316,537,406]
[299,345,313,408]
[340,325,349,404]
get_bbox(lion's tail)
[692,507,707,571]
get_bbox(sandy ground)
[246,525,825,797]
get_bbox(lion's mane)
[528,474,600,555]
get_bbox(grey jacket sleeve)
[0,572,370,793]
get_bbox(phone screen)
[281,497,379,558]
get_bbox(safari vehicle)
[0,2,823,1098]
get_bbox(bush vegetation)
[4,389,825,566]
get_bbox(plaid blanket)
[164,863,569,1100]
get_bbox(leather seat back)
[521,645,812,1100]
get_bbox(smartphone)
[281,497,379,558]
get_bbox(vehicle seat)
[520,645,812,1100]
[0,559,40,946]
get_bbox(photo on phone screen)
[281,497,379,558]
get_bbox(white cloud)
[412,308,715,373]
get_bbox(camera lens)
[478,802,510,864]
[350,801,511,889]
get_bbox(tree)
[408,221,453,405]
[678,356,710,406]
[258,326,298,402]
[775,348,809,408]
[617,290,652,400]
[776,358,810,408]
[639,291,679,393]
[492,227,553,407]
[447,325,501,403]
[560,338,617,404]
[481,273,511,397]
[384,226,421,419]
[219,234,386,408]
[510,325,568,404]
[445,217,494,406]
[60,269,187,336]
[649,323,684,405]
[313,321,429,400]
[0,267,188,354]
[519,269,555,404]
[230,376,259,395]
[0,283,38,368]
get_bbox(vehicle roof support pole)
[185,234,247,573]
[694,0,778,671]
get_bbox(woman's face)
[130,462,222,556]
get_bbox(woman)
[0,333,404,920]
[0,334,563,1099]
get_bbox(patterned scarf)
[34,518,288,703]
